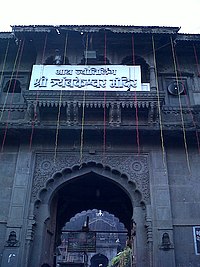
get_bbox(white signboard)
[29,65,150,91]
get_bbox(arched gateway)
[25,154,152,267]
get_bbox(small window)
[3,79,21,93]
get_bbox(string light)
[0,39,15,122]
[170,36,191,172]
[175,47,200,155]
[80,33,89,166]
[152,35,166,170]
[29,33,48,150]
[192,44,200,154]
[54,32,68,164]
[132,33,140,155]
[193,44,200,77]
[1,39,24,153]
[103,31,107,162]
[0,39,10,121]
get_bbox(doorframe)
[26,160,152,267]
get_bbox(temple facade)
[0,25,200,267]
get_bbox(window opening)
[3,79,21,93]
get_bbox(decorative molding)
[31,152,150,204]
[26,215,36,241]
[23,91,164,109]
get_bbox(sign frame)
[193,226,200,255]
[28,65,150,92]
[67,231,96,253]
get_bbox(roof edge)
[11,25,181,34]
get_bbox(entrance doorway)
[55,171,133,235]
[30,164,146,267]
[53,170,133,267]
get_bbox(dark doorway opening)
[55,171,133,239]
[90,254,109,267]
[40,170,135,267]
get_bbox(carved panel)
[32,152,150,203]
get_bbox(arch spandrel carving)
[32,152,150,204]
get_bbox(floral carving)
[32,152,150,203]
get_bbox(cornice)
[11,25,180,35]
[23,90,165,109]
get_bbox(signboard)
[193,226,200,255]
[67,232,96,252]
[29,65,149,91]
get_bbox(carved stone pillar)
[109,104,121,126]
[131,220,137,267]
[66,103,71,125]
[148,104,155,124]
[149,66,157,91]
[145,205,153,267]
[116,104,121,125]
[73,103,78,125]
[25,102,40,123]
[66,103,78,125]
[24,214,36,267]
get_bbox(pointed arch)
[29,160,150,267]
[121,55,150,83]
[35,161,145,210]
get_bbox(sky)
[1,0,200,34]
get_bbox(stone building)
[0,25,200,267]
[57,209,127,267]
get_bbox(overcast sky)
[1,0,200,34]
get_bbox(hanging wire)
[63,32,68,65]
[0,40,10,86]
[54,90,63,164]
[0,39,18,122]
[54,32,68,164]
[132,33,140,154]
[1,38,25,153]
[192,44,200,154]
[0,39,10,121]
[0,39,10,155]
[29,33,48,150]
[103,31,107,161]
[170,36,191,172]
[152,35,166,169]
[193,44,200,76]
[80,33,89,166]
[175,47,200,155]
